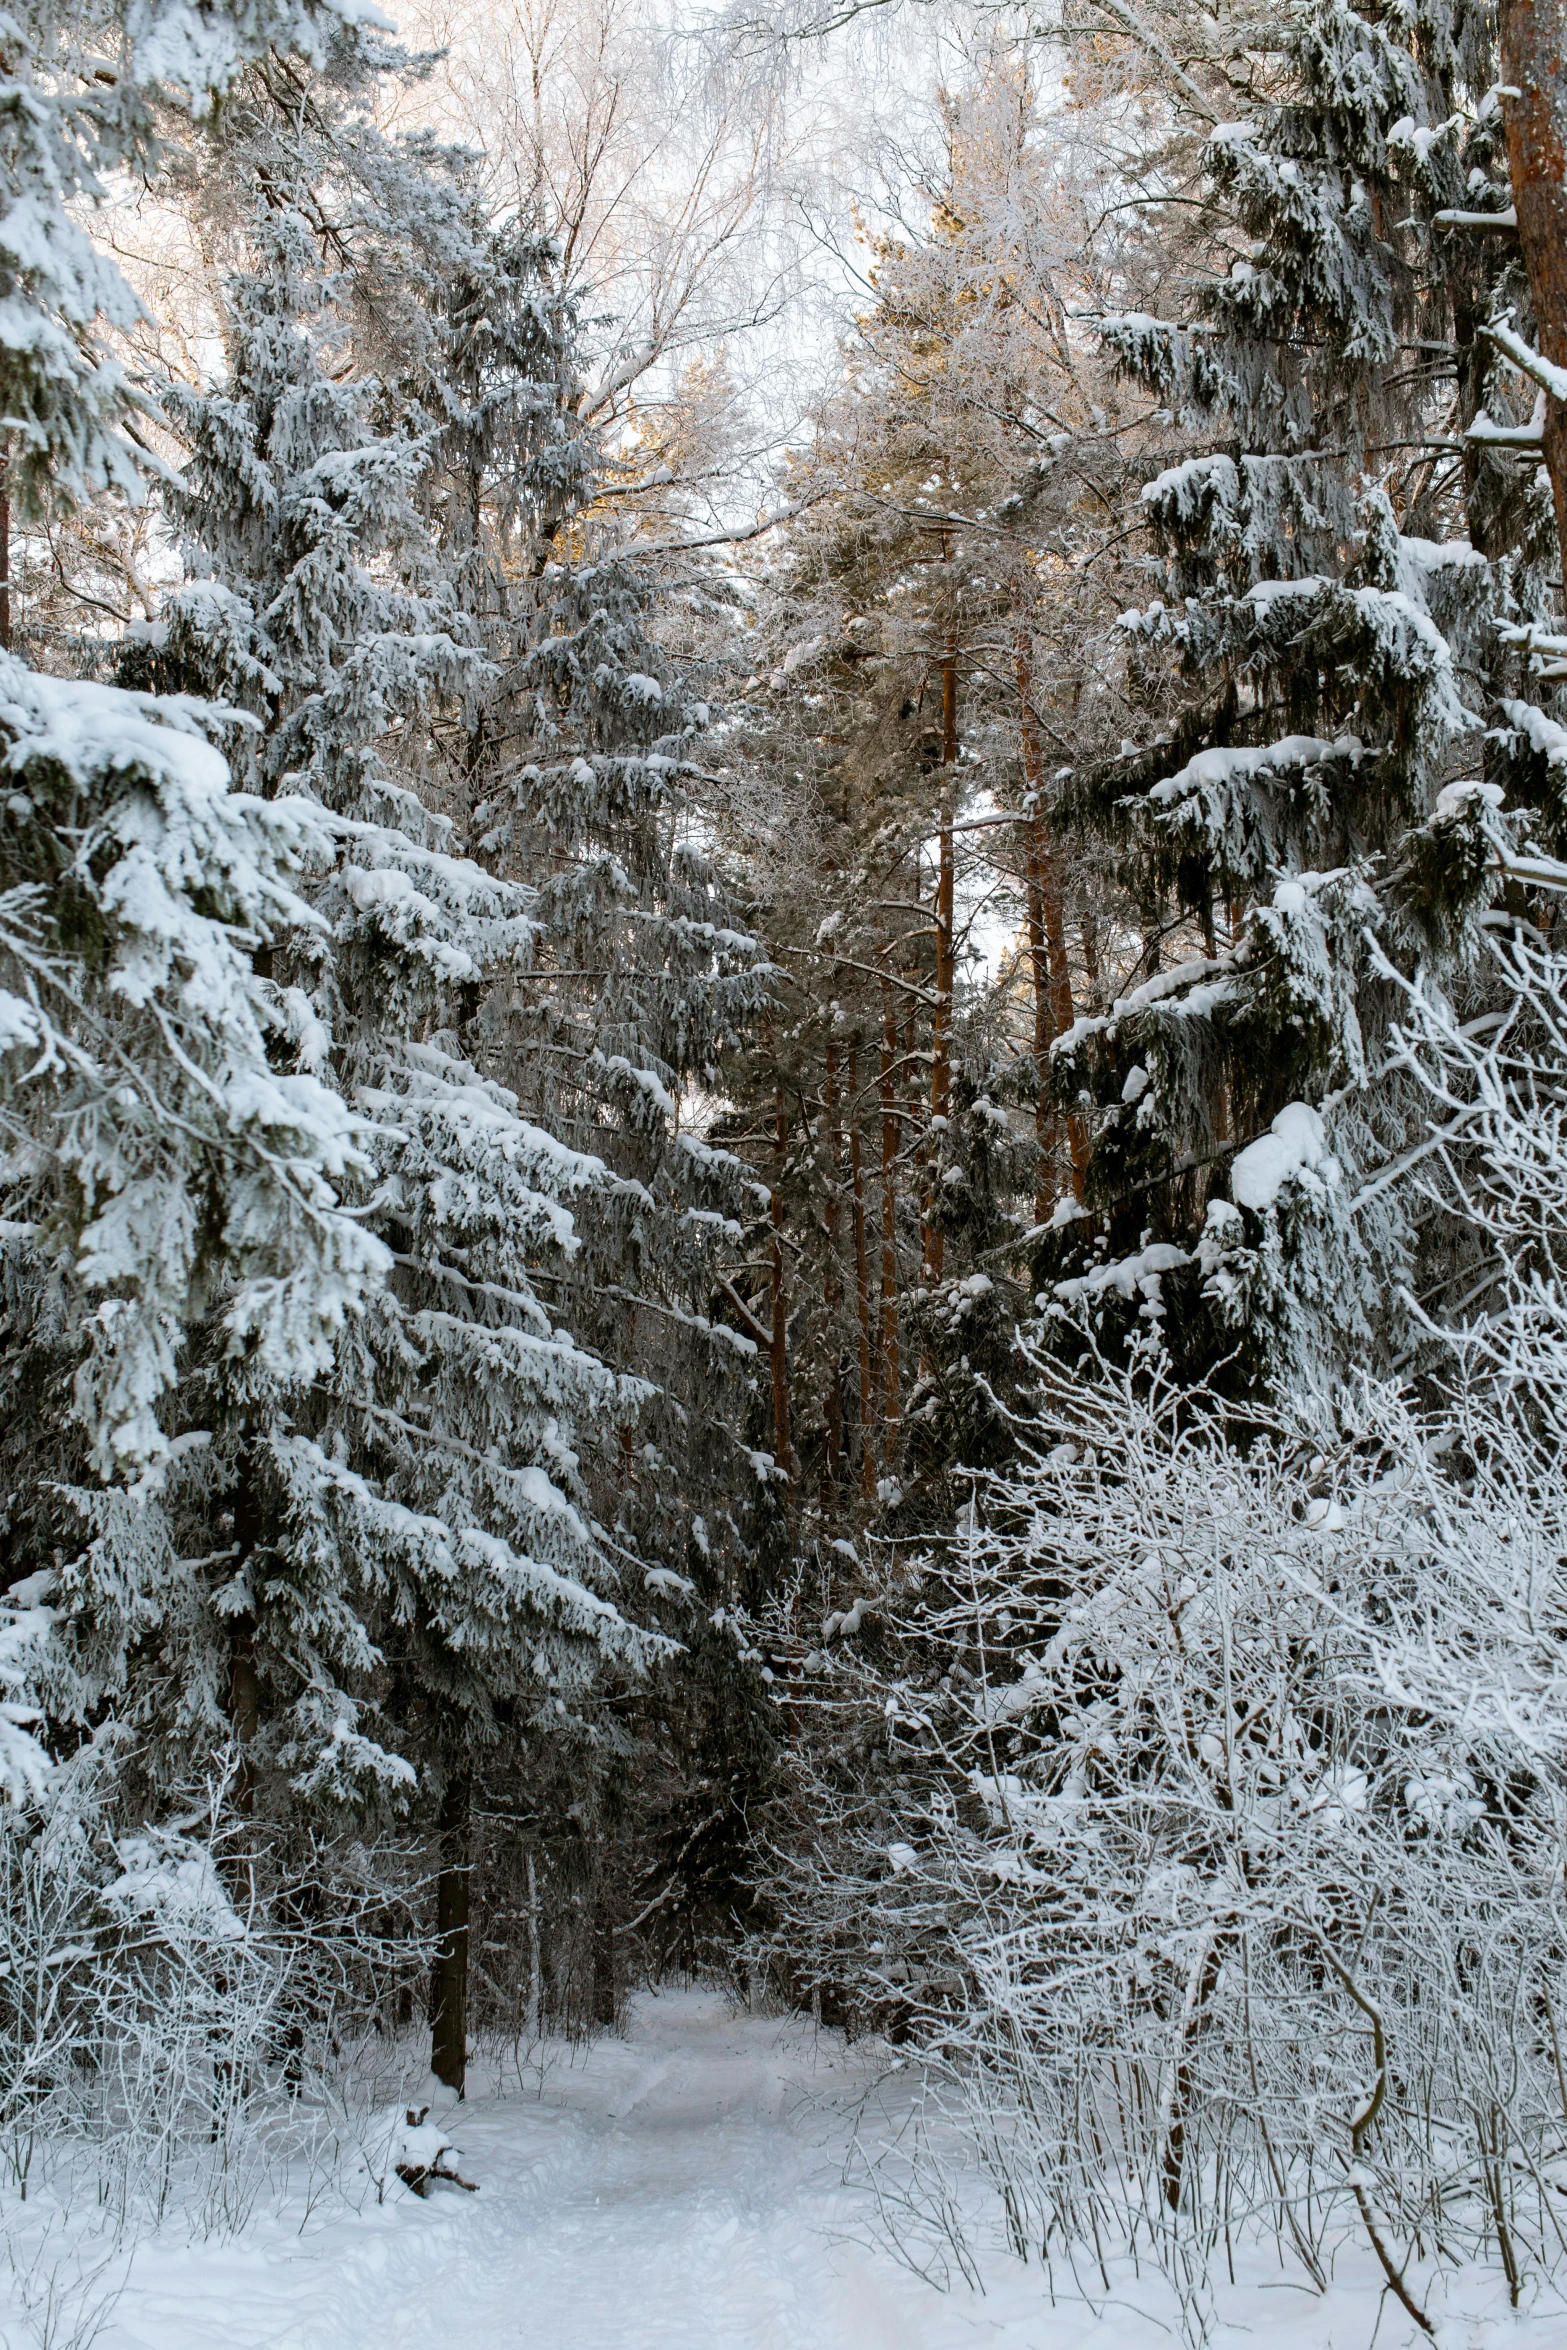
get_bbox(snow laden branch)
[760,1279,1567,2309]
[0,661,389,1476]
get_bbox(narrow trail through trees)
[21,1990,1557,2350]
[103,1993,1015,2350]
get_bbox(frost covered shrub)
[0,1739,424,2229]
[949,1359,1567,2299]
[850,910,1567,2318]
[764,1338,1567,2320]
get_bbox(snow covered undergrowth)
[2,1988,1560,2350]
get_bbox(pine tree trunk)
[846,1041,876,1498]
[821,1044,846,1483]
[768,1080,795,1478]
[1500,0,1567,570]
[1024,863,1055,1227]
[1014,627,1086,1203]
[877,980,902,1448]
[0,443,12,654]
[430,1769,471,2095]
[924,647,958,1282]
[1081,901,1101,1004]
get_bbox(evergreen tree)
[382,166,780,1995]
[1043,0,1563,1388]
[713,57,1139,1530]
[0,0,425,1641]
[0,36,690,2098]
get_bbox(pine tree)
[714,56,1143,1527]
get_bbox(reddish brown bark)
[1022,862,1054,1227]
[878,978,902,1441]
[821,1043,846,1483]
[1014,628,1086,1205]
[768,1081,794,1479]
[846,1040,876,1498]
[924,649,958,1282]
[0,446,12,655]
[1502,0,1567,571]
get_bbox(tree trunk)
[525,1849,542,2042]
[768,1080,794,1478]
[228,1626,262,1749]
[1023,863,1055,1227]
[1501,0,1567,571]
[430,1769,471,2095]
[1081,901,1102,1003]
[0,445,12,654]
[846,1040,876,1498]
[1014,627,1086,1203]
[877,979,902,1448]
[592,1902,618,2030]
[821,1044,846,1483]
[226,1439,265,1811]
[924,646,958,1281]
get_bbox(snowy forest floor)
[3,1988,1562,2350]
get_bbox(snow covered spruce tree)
[1042,0,1565,1387]
[0,0,412,1643]
[166,124,695,2075]
[140,55,773,2037]
[412,219,778,2001]
[0,37,684,2098]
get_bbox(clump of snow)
[1055,1240,1190,1305]
[1433,778,1504,822]
[1485,314,1567,403]
[1230,1102,1338,1211]
[1147,734,1355,806]
[0,1603,52,1801]
[1501,697,1567,769]
[103,1829,248,1943]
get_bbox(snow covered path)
[14,1987,1559,2350]
[98,1989,1036,2350]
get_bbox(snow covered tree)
[0,1,416,1638]
[389,167,782,2005]
[0,0,385,521]
[1036,0,1565,1389]
[156,119,692,2074]
[0,34,693,2102]
[714,53,1146,1531]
